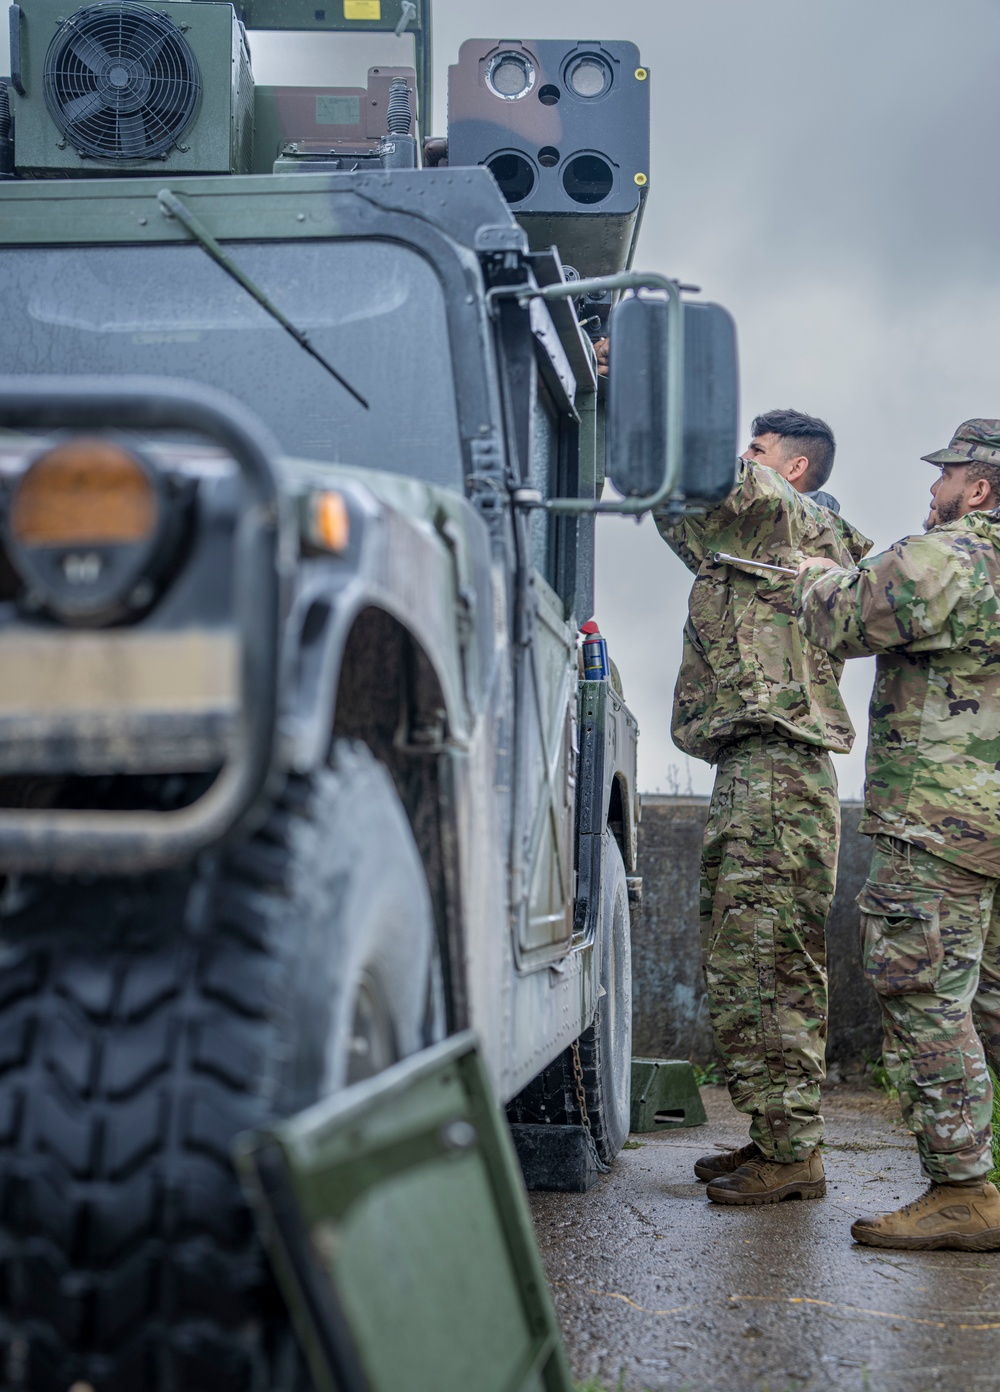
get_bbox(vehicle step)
[630,1058,708,1132]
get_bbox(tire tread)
[0,779,313,1392]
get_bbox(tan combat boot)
[852,1180,1000,1251]
[705,1147,826,1205]
[694,1141,760,1182]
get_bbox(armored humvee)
[0,2,738,1387]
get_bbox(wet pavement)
[530,1085,1000,1392]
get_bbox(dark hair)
[751,408,836,491]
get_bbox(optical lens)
[487,151,536,203]
[563,154,614,205]
[568,57,611,98]
[488,52,534,99]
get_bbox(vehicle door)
[509,304,582,963]
[236,1033,574,1392]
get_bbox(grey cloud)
[429,1,1000,794]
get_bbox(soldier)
[795,419,1000,1249]
[657,409,871,1204]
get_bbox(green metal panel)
[237,0,432,141]
[252,67,415,175]
[11,0,253,176]
[630,1058,707,1133]
[0,174,350,245]
[235,1032,574,1392]
[240,0,421,30]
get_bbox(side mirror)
[606,295,739,508]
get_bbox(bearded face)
[925,490,965,530]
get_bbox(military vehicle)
[0,2,738,1387]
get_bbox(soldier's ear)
[968,474,995,509]
[786,455,810,485]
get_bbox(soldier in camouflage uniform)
[795,418,1000,1249]
[657,409,871,1204]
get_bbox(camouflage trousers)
[701,733,839,1162]
[860,835,1000,1183]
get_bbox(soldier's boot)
[705,1147,826,1205]
[693,1141,760,1183]
[851,1180,1000,1251]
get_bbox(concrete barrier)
[631,796,882,1075]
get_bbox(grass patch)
[868,1055,897,1100]
[690,1061,723,1087]
[621,1139,644,1150]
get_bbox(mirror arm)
[487,271,687,516]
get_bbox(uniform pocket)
[857,883,944,996]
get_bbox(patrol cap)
[921,418,1000,466]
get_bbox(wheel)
[507,829,632,1166]
[580,830,633,1160]
[0,740,437,1392]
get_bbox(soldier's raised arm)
[655,414,866,575]
[794,531,980,658]
[655,454,815,572]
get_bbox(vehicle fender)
[276,477,496,774]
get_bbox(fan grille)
[43,2,201,161]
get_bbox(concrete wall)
[631,796,882,1074]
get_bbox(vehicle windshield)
[0,238,463,488]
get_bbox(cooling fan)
[43,2,202,160]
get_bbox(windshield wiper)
[157,189,369,410]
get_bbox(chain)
[570,1040,609,1174]
[570,1040,590,1128]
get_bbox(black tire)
[0,740,437,1392]
[507,829,632,1165]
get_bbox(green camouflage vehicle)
[0,2,738,1387]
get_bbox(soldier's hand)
[797,557,838,575]
[594,337,610,378]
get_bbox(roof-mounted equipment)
[447,38,650,279]
[9,0,254,176]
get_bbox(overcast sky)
[427,0,1000,798]
[7,3,998,796]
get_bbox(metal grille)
[43,3,201,161]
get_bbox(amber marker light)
[309,491,350,553]
[10,438,158,547]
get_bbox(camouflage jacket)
[794,510,1000,876]
[657,461,871,764]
